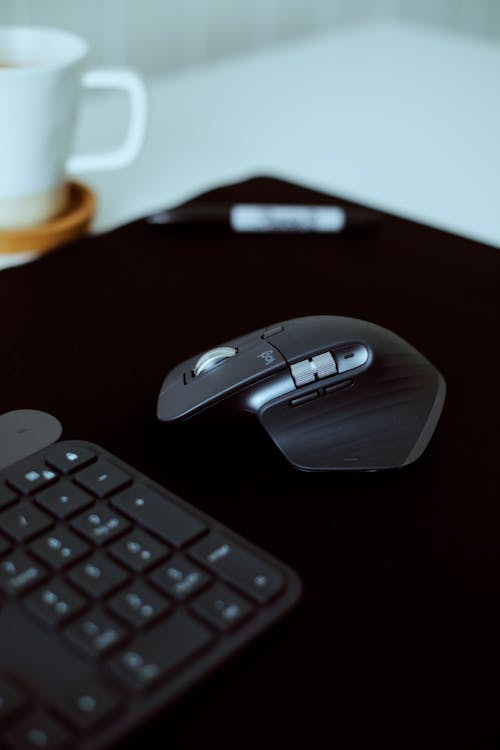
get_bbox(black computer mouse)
[157,316,446,472]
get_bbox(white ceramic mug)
[0,26,148,229]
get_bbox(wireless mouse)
[157,316,446,472]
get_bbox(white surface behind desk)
[1,19,499,270]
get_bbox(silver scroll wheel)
[193,346,238,377]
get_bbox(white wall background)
[0,0,499,76]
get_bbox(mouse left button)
[158,342,288,422]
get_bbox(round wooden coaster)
[0,181,96,254]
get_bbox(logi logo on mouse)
[258,350,276,365]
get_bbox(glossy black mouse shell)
[157,316,446,472]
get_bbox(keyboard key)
[107,582,171,629]
[190,583,254,632]
[110,483,206,548]
[0,502,53,543]
[54,680,122,730]
[65,610,127,658]
[67,553,129,599]
[189,532,284,604]
[35,480,93,520]
[0,483,17,510]
[0,550,48,597]
[3,710,71,750]
[150,555,211,602]
[71,507,130,546]
[6,462,58,496]
[0,675,27,723]
[109,611,214,690]
[45,444,96,475]
[109,529,170,573]
[30,528,90,571]
[25,581,87,627]
[74,460,131,499]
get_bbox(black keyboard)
[0,441,302,750]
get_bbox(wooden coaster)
[0,181,95,254]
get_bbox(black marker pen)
[146,203,380,234]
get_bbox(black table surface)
[1,177,499,749]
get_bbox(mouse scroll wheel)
[193,347,238,377]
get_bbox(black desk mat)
[1,177,499,748]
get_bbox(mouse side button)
[335,344,369,373]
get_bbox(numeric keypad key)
[30,527,89,571]
[110,484,206,547]
[71,507,130,546]
[6,462,58,495]
[65,610,127,658]
[189,532,284,604]
[35,480,93,520]
[74,460,130,499]
[0,550,48,597]
[150,555,211,602]
[109,612,214,690]
[68,553,129,599]
[25,580,86,627]
[190,583,254,632]
[45,444,96,475]
[109,529,169,572]
[107,582,170,629]
[0,502,53,543]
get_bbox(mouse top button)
[261,325,284,339]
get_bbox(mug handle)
[66,68,148,173]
